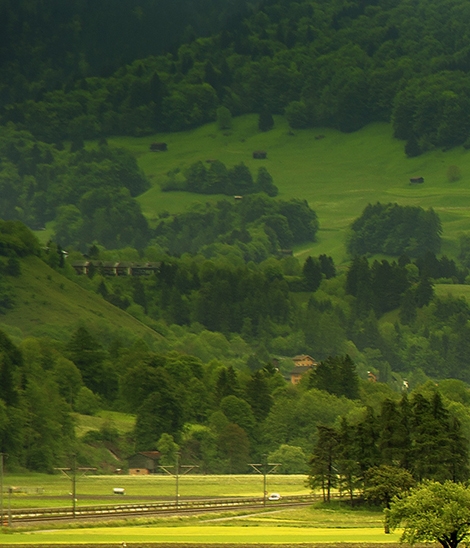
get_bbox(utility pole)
[0,453,9,528]
[249,455,280,506]
[7,487,12,527]
[159,453,197,510]
[55,457,96,518]
[0,453,4,527]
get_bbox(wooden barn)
[128,451,161,475]
[150,142,168,152]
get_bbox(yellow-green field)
[0,525,400,545]
[0,503,397,545]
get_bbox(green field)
[12,118,470,340]
[110,116,470,265]
[0,525,400,545]
[0,474,309,509]
[74,410,136,438]
[0,473,390,547]
[434,283,470,300]
[0,501,396,545]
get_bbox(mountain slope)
[1,256,163,343]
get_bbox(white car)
[268,492,281,501]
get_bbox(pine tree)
[337,418,361,503]
[339,355,360,400]
[256,167,278,197]
[215,366,240,402]
[308,425,339,502]
[415,276,434,307]
[303,256,322,292]
[319,254,336,279]
[378,398,411,467]
[245,370,273,421]
[352,407,381,485]
[258,107,274,131]
[410,392,455,481]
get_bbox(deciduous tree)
[388,481,470,548]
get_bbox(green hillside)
[110,116,470,265]
[0,255,163,343]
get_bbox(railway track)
[4,494,320,526]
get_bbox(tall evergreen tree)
[337,418,361,503]
[378,398,411,468]
[303,256,322,292]
[245,370,273,421]
[409,392,460,482]
[308,425,339,502]
[258,107,274,131]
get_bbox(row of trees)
[4,305,470,479]
[163,160,279,197]
[0,124,319,256]
[57,241,470,384]
[152,194,319,257]
[0,125,150,248]
[308,391,468,502]
[347,203,442,257]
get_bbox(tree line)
[347,203,442,258]
[152,194,318,257]
[308,389,469,502]
[55,235,470,385]
[2,0,470,153]
[162,160,279,197]
[3,313,470,480]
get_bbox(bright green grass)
[434,283,470,301]
[74,411,136,438]
[109,116,470,266]
[0,525,401,544]
[0,497,395,544]
[0,256,162,342]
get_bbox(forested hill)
[3,0,470,154]
[0,0,250,79]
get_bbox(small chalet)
[72,260,90,275]
[252,150,267,159]
[116,262,131,276]
[71,260,160,277]
[128,451,161,475]
[129,262,160,276]
[290,354,318,385]
[100,261,118,276]
[293,354,317,367]
[150,142,167,152]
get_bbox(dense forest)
[3,0,470,154]
[2,0,470,480]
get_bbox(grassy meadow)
[74,411,136,439]
[0,474,309,509]
[0,496,396,545]
[0,256,164,343]
[0,525,400,545]
[109,115,470,266]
